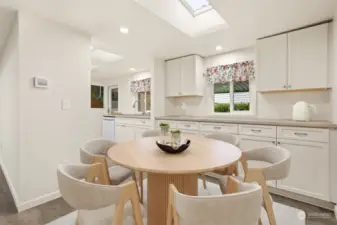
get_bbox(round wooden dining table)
[107,135,242,225]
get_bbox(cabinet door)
[115,125,134,142]
[288,24,328,89]
[135,126,151,140]
[239,135,277,187]
[181,55,199,95]
[166,59,181,97]
[277,139,329,201]
[257,34,288,91]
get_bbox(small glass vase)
[171,132,181,148]
[160,126,169,136]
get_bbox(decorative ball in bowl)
[156,140,191,154]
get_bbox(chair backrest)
[205,132,240,146]
[173,181,262,225]
[244,146,291,180]
[57,164,121,210]
[80,138,116,164]
[142,129,161,138]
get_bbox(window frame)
[212,80,254,116]
[179,0,213,17]
[137,91,151,113]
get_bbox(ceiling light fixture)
[129,68,136,72]
[216,45,222,51]
[120,26,129,34]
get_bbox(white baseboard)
[17,190,61,212]
[335,205,337,220]
[0,157,20,209]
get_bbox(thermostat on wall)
[34,77,49,89]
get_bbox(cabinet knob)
[288,85,292,88]
[283,85,287,88]
[277,141,280,145]
[272,141,276,144]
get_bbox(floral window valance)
[130,78,151,93]
[205,60,255,84]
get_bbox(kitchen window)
[138,91,151,112]
[214,80,250,113]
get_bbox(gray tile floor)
[0,167,336,225]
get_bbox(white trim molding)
[17,191,61,212]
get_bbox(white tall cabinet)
[165,55,204,97]
[257,23,329,92]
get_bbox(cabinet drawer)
[277,126,329,143]
[177,121,199,131]
[157,120,177,129]
[239,125,276,138]
[134,119,152,127]
[199,123,238,134]
[115,118,134,125]
[180,129,199,136]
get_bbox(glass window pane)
[146,92,151,111]
[214,83,230,113]
[184,0,210,12]
[233,80,250,111]
[138,92,145,112]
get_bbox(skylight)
[180,0,212,16]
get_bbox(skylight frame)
[179,0,213,17]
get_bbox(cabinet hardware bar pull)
[251,129,262,133]
[184,124,191,127]
[294,132,308,136]
[214,127,221,129]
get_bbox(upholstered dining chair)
[167,176,262,225]
[220,146,291,225]
[57,163,143,225]
[80,138,141,200]
[202,132,240,189]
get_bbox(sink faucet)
[132,100,140,108]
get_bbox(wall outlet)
[61,99,71,110]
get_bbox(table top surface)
[107,136,242,174]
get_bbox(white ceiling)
[0,0,336,79]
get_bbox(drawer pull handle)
[272,141,276,144]
[213,127,221,130]
[184,124,191,127]
[294,132,308,136]
[141,121,146,123]
[251,129,262,133]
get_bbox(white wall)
[95,71,152,114]
[0,12,102,210]
[0,19,20,206]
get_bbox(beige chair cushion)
[109,166,133,185]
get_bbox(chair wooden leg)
[167,184,180,225]
[218,179,226,194]
[76,212,79,225]
[201,174,207,189]
[261,181,276,225]
[139,172,144,203]
[258,217,263,225]
[132,172,141,203]
[130,183,144,225]
[112,198,125,225]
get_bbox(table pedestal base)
[147,173,198,225]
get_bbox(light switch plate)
[61,99,71,110]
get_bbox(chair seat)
[78,200,145,225]
[109,166,133,185]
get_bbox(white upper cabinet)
[166,59,181,97]
[257,34,288,91]
[257,23,329,92]
[288,24,328,89]
[165,55,204,97]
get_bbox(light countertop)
[103,114,151,119]
[155,115,337,129]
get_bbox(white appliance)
[292,101,317,121]
[102,117,115,140]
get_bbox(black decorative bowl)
[156,140,191,154]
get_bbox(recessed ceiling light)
[89,46,94,51]
[120,26,129,34]
[216,45,222,51]
[129,68,136,72]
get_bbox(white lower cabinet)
[239,135,277,187]
[115,124,135,142]
[135,126,151,140]
[277,139,330,201]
